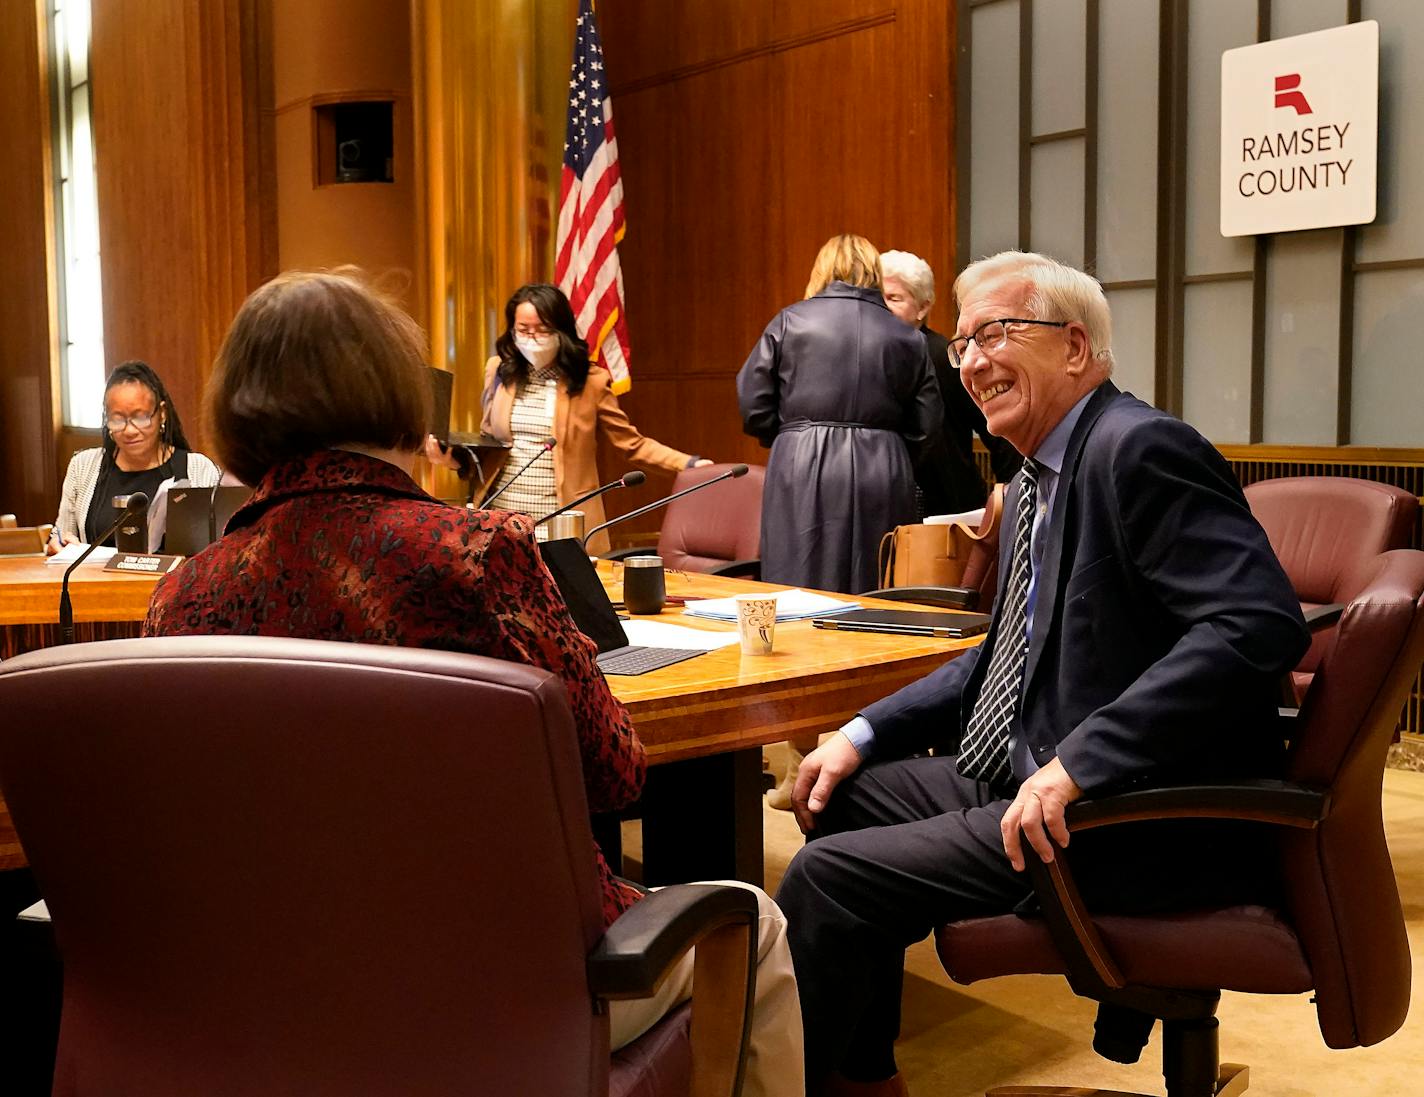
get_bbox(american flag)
[555,0,631,393]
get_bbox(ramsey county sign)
[1220,21,1378,237]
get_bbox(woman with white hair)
[881,250,1021,513]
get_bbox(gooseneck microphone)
[536,470,646,526]
[58,491,151,645]
[481,437,557,509]
[580,465,749,550]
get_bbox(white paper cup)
[735,595,777,655]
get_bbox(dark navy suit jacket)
[862,381,1309,794]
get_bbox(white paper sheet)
[682,588,860,622]
[619,619,741,651]
[44,543,118,567]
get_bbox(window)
[48,0,105,429]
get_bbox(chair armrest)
[1019,779,1329,1011]
[706,559,761,580]
[1303,603,1344,631]
[1064,779,1329,833]
[587,882,757,1000]
[601,547,650,562]
[862,586,980,610]
[590,883,758,1097]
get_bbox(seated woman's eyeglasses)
[106,411,157,432]
[947,318,1068,368]
[514,326,555,339]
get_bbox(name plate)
[103,552,185,574]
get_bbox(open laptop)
[538,537,706,676]
[165,485,253,557]
[810,607,992,638]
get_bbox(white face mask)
[514,334,558,368]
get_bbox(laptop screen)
[537,538,629,653]
[165,485,253,557]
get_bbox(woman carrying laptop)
[142,268,801,1096]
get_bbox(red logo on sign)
[1274,74,1312,115]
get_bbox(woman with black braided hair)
[47,360,220,552]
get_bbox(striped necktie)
[957,461,1040,786]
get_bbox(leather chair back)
[1282,549,1424,1049]
[1245,477,1417,605]
[0,636,616,1097]
[1245,476,1418,687]
[657,463,765,573]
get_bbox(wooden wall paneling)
[598,1,955,542]
[771,0,896,40]
[267,0,417,312]
[0,0,60,525]
[90,0,260,460]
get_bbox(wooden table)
[0,556,980,881]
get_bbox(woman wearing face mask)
[435,283,709,554]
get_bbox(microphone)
[481,437,557,508]
[536,470,646,526]
[59,491,151,645]
[581,465,748,550]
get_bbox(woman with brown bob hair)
[143,270,802,1092]
[147,268,645,933]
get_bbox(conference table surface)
[0,554,978,762]
[0,553,981,878]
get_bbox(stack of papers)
[683,589,860,622]
[45,543,117,567]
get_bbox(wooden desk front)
[0,556,977,878]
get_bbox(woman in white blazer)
[49,360,220,552]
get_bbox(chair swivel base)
[985,1062,1248,1097]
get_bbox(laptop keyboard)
[596,646,705,676]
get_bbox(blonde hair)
[879,250,936,308]
[804,234,882,299]
[953,251,1114,369]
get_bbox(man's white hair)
[879,250,936,308]
[953,251,1114,370]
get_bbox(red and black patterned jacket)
[143,448,647,927]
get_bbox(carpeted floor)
[632,756,1424,1096]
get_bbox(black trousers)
[774,754,1274,1084]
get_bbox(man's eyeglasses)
[105,410,159,432]
[947,318,1068,368]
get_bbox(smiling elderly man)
[775,251,1309,1097]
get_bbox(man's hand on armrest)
[1001,757,1083,872]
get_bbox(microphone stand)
[482,438,557,509]
[536,470,646,526]
[581,465,748,550]
[59,492,151,645]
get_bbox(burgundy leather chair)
[936,548,1424,1097]
[0,636,757,1097]
[605,463,765,578]
[1245,476,1418,703]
